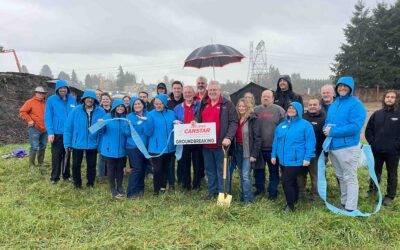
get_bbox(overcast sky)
[0,0,396,85]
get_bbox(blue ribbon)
[89,118,183,160]
[317,137,382,217]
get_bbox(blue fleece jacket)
[44,80,77,135]
[97,99,130,158]
[325,76,366,150]
[63,90,105,149]
[145,94,176,154]
[272,102,316,167]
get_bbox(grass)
[1,144,400,249]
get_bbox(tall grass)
[0,144,399,249]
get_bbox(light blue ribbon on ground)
[318,137,382,217]
[89,118,183,160]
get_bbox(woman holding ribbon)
[126,97,149,198]
[95,99,130,198]
[145,94,177,195]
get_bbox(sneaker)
[160,188,166,194]
[51,180,57,185]
[117,187,125,195]
[254,190,265,197]
[64,177,73,182]
[115,193,125,199]
[383,197,394,206]
[283,204,295,213]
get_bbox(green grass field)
[1,144,399,249]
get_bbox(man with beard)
[274,75,303,111]
[365,90,400,206]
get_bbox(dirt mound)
[0,72,51,145]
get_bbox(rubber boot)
[37,149,46,174]
[29,150,37,171]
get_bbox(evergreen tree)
[71,70,79,83]
[116,66,125,91]
[58,71,70,81]
[39,64,53,78]
[84,74,92,88]
[21,65,29,73]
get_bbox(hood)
[335,76,355,96]
[288,101,303,119]
[157,82,167,89]
[130,96,146,110]
[111,99,125,112]
[55,80,70,94]
[276,75,293,92]
[154,93,169,107]
[81,89,99,105]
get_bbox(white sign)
[174,122,216,145]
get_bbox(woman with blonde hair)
[232,98,262,203]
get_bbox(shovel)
[217,145,232,207]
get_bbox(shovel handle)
[222,145,229,180]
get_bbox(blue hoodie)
[63,90,106,149]
[126,97,148,149]
[44,80,77,135]
[97,99,130,158]
[325,76,366,150]
[145,94,176,154]
[272,102,316,167]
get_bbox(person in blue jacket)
[126,97,149,198]
[145,93,177,195]
[44,79,77,184]
[271,102,316,212]
[94,99,130,198]
[63,90,105,189]
[324,76,366,212]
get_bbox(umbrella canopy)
[184,44,245,69]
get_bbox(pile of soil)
[0,72,51,145]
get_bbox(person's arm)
[63,109,75,149]
[224,101,238,141]
[365,112,376,145]
[44,98,55,142]
[250,118,262,159]
[329,102,366,138]
[19,100,34,126]
[271,128,279,165]
[304,122,316,162]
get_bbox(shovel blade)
[217,193,232,207]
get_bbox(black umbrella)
[184,44,245,79]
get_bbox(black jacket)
[197,96,238,147]
[274,75,303,111]
[365,107,400,155]
[167,93,184,110]
[303,110,326,157]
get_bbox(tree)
[85,74,92,88]
[40,64,53,78]
[21,65,29,73]
[116,66,125,91]
[332,0,400,88]
[57,71,70,81]
[71,70,78,84]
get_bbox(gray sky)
[0,0,396,85]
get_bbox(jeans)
[235,144,254,203]
[202,148,224,195]
[126,148,146,197]
[254,150,279,198]
[72,149,97,188]
[28,127,47,153]
[97,155,107,179]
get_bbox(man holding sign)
[174,86,203,190]
[197,81,238,200]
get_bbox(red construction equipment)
[0,46,22,72]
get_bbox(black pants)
[151,153,173,193]
[50,134,70,182]
[103,156,125,192]
[72,149,97,188]
[282,166,306,209]
[370,152,399,199]
[178,145,203,190]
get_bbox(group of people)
[19,74,400,212]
